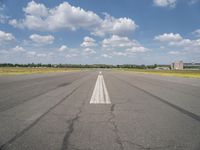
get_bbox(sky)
[0,0,200,65]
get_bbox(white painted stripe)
[90,73,111,104]
[102,76,111,104]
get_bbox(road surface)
[0,70,200,150]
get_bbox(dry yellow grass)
[114,69,200,79]
[0,67,81,76]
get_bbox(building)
[184,63,200,70]
[171,61,184,70]
[155,67,170,70]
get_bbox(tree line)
[0,63,169,69]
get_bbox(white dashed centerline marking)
[90,72,111,104]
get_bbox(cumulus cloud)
[112,52,127,56]
[102,35,149,53]
[0,4,9,23]
[153,0,176,7]
[81,36,97,47]
[9,19,24,28]
[154,33,182,42]
[0,30,15,42]
[27,51,36,56]
[9,1,101,31]
[168,51,180,55]
[155,32,200,54]
[9,1,137,36]
[12,46,26,52]
[65,54,77,58]
[58,45,68,52]
[83,48,96,54]
[0,50,9,54]
[26,51,54,58]
[29,34,54,44]
[92,13,137,37]
[101,54,112,58]
[37,53,47,57]
[0,15,8,23]
[193,29,200,37]
[23,1,48,17]
[126,46,149,53]
[102,35,139,48]
[169,39,193,47]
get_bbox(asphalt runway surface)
[0,70,200,150]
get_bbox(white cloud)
[101,54,112,58]
[169,39,193,47]
[155,32,200,54]
[81,36,97,47]
[126,46,149,53]
[65,54,77,58]
[0,4,9,23]
[102,35,149,53]
[102,35,138,48]
[154,33,182,42]
[168,51,180,55]
[9,1,137,36]
[37,53,47,57]
[160,46,165,49]
[27,52,54,58]
[83,48,96,54]
[9,19,24,28]
[112,52,127,56]
[0,15,9,24]
[0,30,15,42]
[193,29,200,37]
[0,50,9,54]
[12,46,26,52]
[10,1,101,31]
[168,39,200,54]
[27,51,36,56]
[58,45,68,52]
[23,1,48,17]
[29,34,54,44]
[153,0,176,7]
[92,13,137,37]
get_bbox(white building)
[171,61,183,70]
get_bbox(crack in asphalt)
[108,104,124,150]
[107,102,185,150]
[105,75,187,150]
[61,113,81,150]
[60,98,87,150]
[109,101,185,150]
[60,76,93,150]
[0,77,89,150]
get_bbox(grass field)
[0,67,81,76]
[116,69,200,79]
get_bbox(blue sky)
[0,0,200,64]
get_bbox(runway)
[0,70,200,150]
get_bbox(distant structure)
[155,67,170,70]
[184,62,200,70]
[184,62,200,67]
[171,61,184,70]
